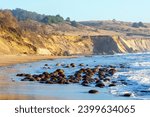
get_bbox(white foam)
[127,70,150,85]
[132,62,150,67]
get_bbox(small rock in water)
[44,64,48,66]
[16,73,25,77]
[140,90,150,93]
[108,68,117,75]
[81,80,89,87]
[109,83,116,87]
[122,93,132,97]
[121,81,128,85]
[95,82,105,88]
[79,63,84,66]
[103,78,110,82]
[70,63,76,67]
[56,63,61,66]
[65,64,70,68]
[88,90,99,94]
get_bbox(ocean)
[0,52,150,100]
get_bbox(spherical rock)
[70,63,76,67]
[95,82,105,88]
[122,93,132,97]
[108,68,117,75]
[79,63,84,66]
[88,90,99,94]
[44,64,48,66]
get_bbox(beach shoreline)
[0,54,76,67]
[0,54,78,100]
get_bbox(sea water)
[0,52,150,100]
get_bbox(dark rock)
[72,79,79,83]
[119,79,125,82]
[65,64,70,68]
[95,82,105,88]
[70,63,76,67]
[140,90,150,93]
[44,64,48,66]
[43,72,49,75]
[79,63,84,66]
[94,78,99,83]
[109,65,116,68]
[21,78,30,81]
[39,81,46,83]
[29,78,36,81]
[108,68,117,75]
[64,80,70,84]
[39,74,45,79]
[82,83,89,86]
[56,63,61,66]
[121,81,128,85]
[81,80,89,86]
[95,65,101,68]
[24,74,32,77]
[16,73,25,77]
[120,64,125,68]
[109,83,116,87]
[98,71,105,77]
[88,90,99,94]
[45,81,53,84]
[35,77,41,81]
[103,78,110,82]
[122,93,132,97]
[111,81,117,84]
[58,79,66,84]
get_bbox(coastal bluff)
[0,10,150,55]
[0,33,150,55]
[90,35,150,54]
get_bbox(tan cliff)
[1,30,150,55]
[91,35,150,54]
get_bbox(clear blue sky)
[0,0,150,22]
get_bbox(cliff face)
[0,31,93,55]
[91,36,121,54]
[91,35,150,54]
[1,31,150,55]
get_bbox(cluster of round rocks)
[16,63,132,97]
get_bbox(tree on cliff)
[132,21,147,28]
[41,14,64,24]
[71,20,78,27]
[66,17,71,22]
[11,8,65,24]
[11,8,45,22]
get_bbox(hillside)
[80,20,150,37]
[0,9,150,55]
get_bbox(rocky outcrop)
[90,35,150,54]
[91,36,121,54]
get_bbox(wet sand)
[0,54,76,100]
[0,94,57,100]
[0,55,76,67]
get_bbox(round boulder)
[88,90,99,94]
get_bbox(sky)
[0,0,150,22]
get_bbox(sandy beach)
[0,54,76,100]
[0,55,76,67]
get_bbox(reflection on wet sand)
[0,94,55,100]
[0,66,58,100]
